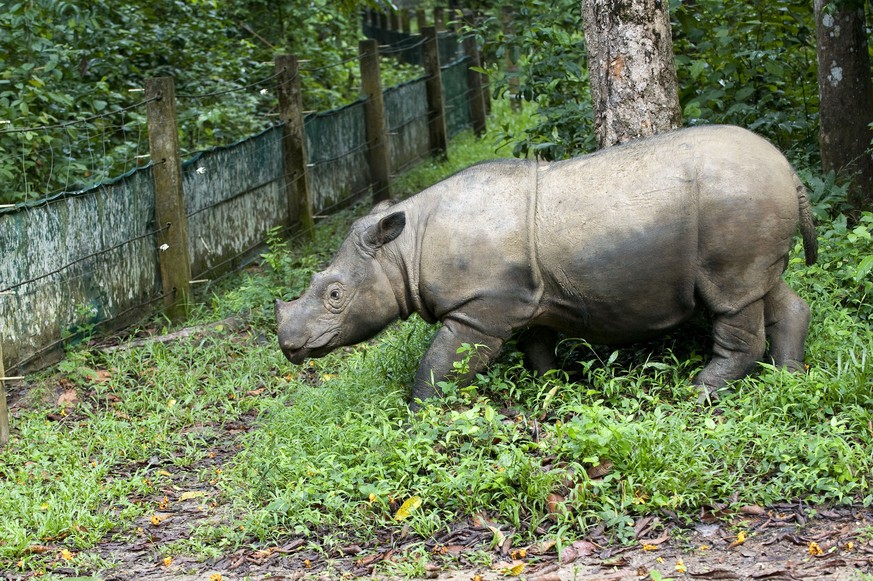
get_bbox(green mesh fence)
[305,99,372,212]
[0,168,161,370]
[442,56,473,138]
[182,125,286,279]
[0,22,478,372]
[384,77,431,172]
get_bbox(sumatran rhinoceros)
[275,125,817,407]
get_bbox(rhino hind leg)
[764,280,811,373]
[517,326,559,375]
[694,299,766,401]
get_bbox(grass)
[1,100,872,577]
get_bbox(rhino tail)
[793,173,818,266]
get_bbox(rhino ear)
[363,211,406,249]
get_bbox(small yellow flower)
[304,559,312,568]
[643,544,658,551]
[846,541,854,551]
[699,544,710,551]
[60,549,75,561]
[167,399,176,408]
[675,559,687,573]
[808,541,824,556]
[162,556,172,567]
[656,556,664,564]
[736,531,747,544]
[151,515,168,526]
[209,574,223,581]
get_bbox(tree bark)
[814,0,873,213]
[581,0,682,149]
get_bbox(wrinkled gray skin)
[276,126,818,408]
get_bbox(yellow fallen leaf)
[179,490,207,502]
[808,541,824,556]
[505,561,524,576]
[151,514,169,526]
[642,544,658,551]
[60,549,75,561]
[394,495,422,521]
[210,575,223,581]
[488,525,506,549]
[157,470,172,477]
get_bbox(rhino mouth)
[281,331,337,364]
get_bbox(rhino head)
[275,210,407,364]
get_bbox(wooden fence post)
[0,340,8,446]
[502,6,521,113]
[422,26,449,159]
[389,9,400,32]
[463,33,487,137]
[416,9,427,33]
[401,9,411,34]
[359,39,391,203]
[434,7,445,31]
[275,54,315,239]
[145,77,192,322]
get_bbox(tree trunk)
[814,0,873,213]
[581,0,682,149]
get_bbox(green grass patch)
[1,103,871,576]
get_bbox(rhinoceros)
[275,125,817,406]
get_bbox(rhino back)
[533,125,800,342]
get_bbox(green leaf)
[854,255,873,282]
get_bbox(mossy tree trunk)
[814,0,873,214]
[581,0,682,149]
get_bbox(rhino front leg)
[412,319,505,408]
[694,299,766,401]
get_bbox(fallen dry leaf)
[587,460,614,479]
[740,505,767,516]
[546,492,568,521]
[57,389,78,407]
[527,538,557,555]
[561,539,597,563]
[178,490,207,502]
[492,560,525,576]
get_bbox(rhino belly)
[533,162,699,343]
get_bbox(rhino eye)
[326,284,344,308]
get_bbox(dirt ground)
[76,500,873,580]
[3,381,873,581]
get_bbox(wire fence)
[0,16,484,374]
